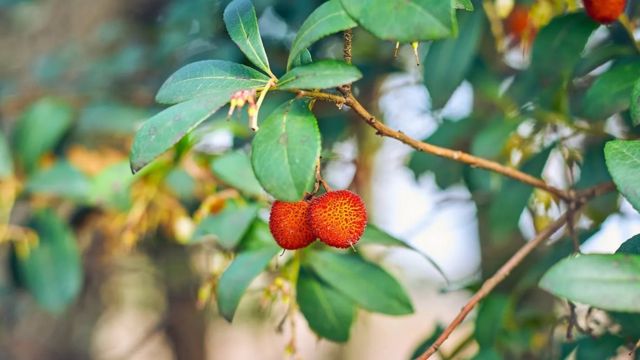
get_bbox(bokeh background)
[1,0,640,359]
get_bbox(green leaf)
[192,205,258,249]
[217,247,278,321]
[475,294,511,348]
[411,325,444,359]
[573,334,625,360]
[604,140,640,212]
[617,234,640,255]
[290,49,313,69]
[582,60,640,121]
[251,100,321,201]
[211,150,264,197]
[0,130,13,179]
[286,0,357,70]
[14,210,82,313]
[88,162,135,210]
[489,146,552,237]
[297,267,356,342]
[423,9,484,109]
[156,60,270,104]
[130,94,230,173]
[339,0,456,42]
[539,254,640,312]
[631,77,640,126]
[238,220,278,252]
[25,161,91,202]
[223,0,272,76]
[576,139,618,223]
[530,13,597,81]
[454,0,473,11]
[305,251,413,315]
[277,60,362,90]
[14,97,74,172]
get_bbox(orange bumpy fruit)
[309,190,367,248]
[583,0,626,24]
[269,200,316,250]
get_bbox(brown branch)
[417,210,572,359]
[295,90,571,201]
[341,29,353,95]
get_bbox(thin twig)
[417,211,572,359]
[295,90,571,201]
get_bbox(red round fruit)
[506,6,537,42]
[583,0,626,24]
[309,190,367,249]
[269,200,316,250]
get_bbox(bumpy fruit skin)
[269,200,316,250]
[583,0,625,24]
[309,190,367,248]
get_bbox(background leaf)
[277,60,361,90]
[539,254,640,312]
[13,97,74,172]
[156,60,270,104]
[0,130,13,179]
[305,251,413,315]
[211,150,264,197]
[14,210,82,313]
[297,267,356,342]
[581,60,640,121]
[339,0,455,42]
[631,77,640,126]
[192,205,258,249]
[217,246,278,321]
[251,100,321,201]
[286,0,357,70]
[130,94,231,173]
[423,9,484,109]
[223,0,272,76]
[25,161,91,202]
[604,140,640,212]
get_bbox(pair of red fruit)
[269,190,367,250]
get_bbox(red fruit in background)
[309,190,367,249]
[583,0,626,24]
[269,200,316,250]
[506,6,537,42]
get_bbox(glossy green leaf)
[489,146,552,237]
[631,77,640,126]
[130,94,230,173]
[192,205,258,249]
[339,0,456,42]
[211,150,264,197]
[305,251,413,315]
[286,0,357,69]
[217,246,278,321]
[277,60,361,90]
[223,0,272,76]
[25,161,90,201]
[290,49,313,69]
[424,9,484,109]
[238,220,278,252]
[539,254,640,312]
[251,100,321,201]
[455,0,473,10]
[14,97,74,172]
[297,267,356,342]
[14,210,82,313]
[530,13,597,80]
[156,60,270,104]
[582,60,640,121]
[0,130,12,179]
[604,140,640,212]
